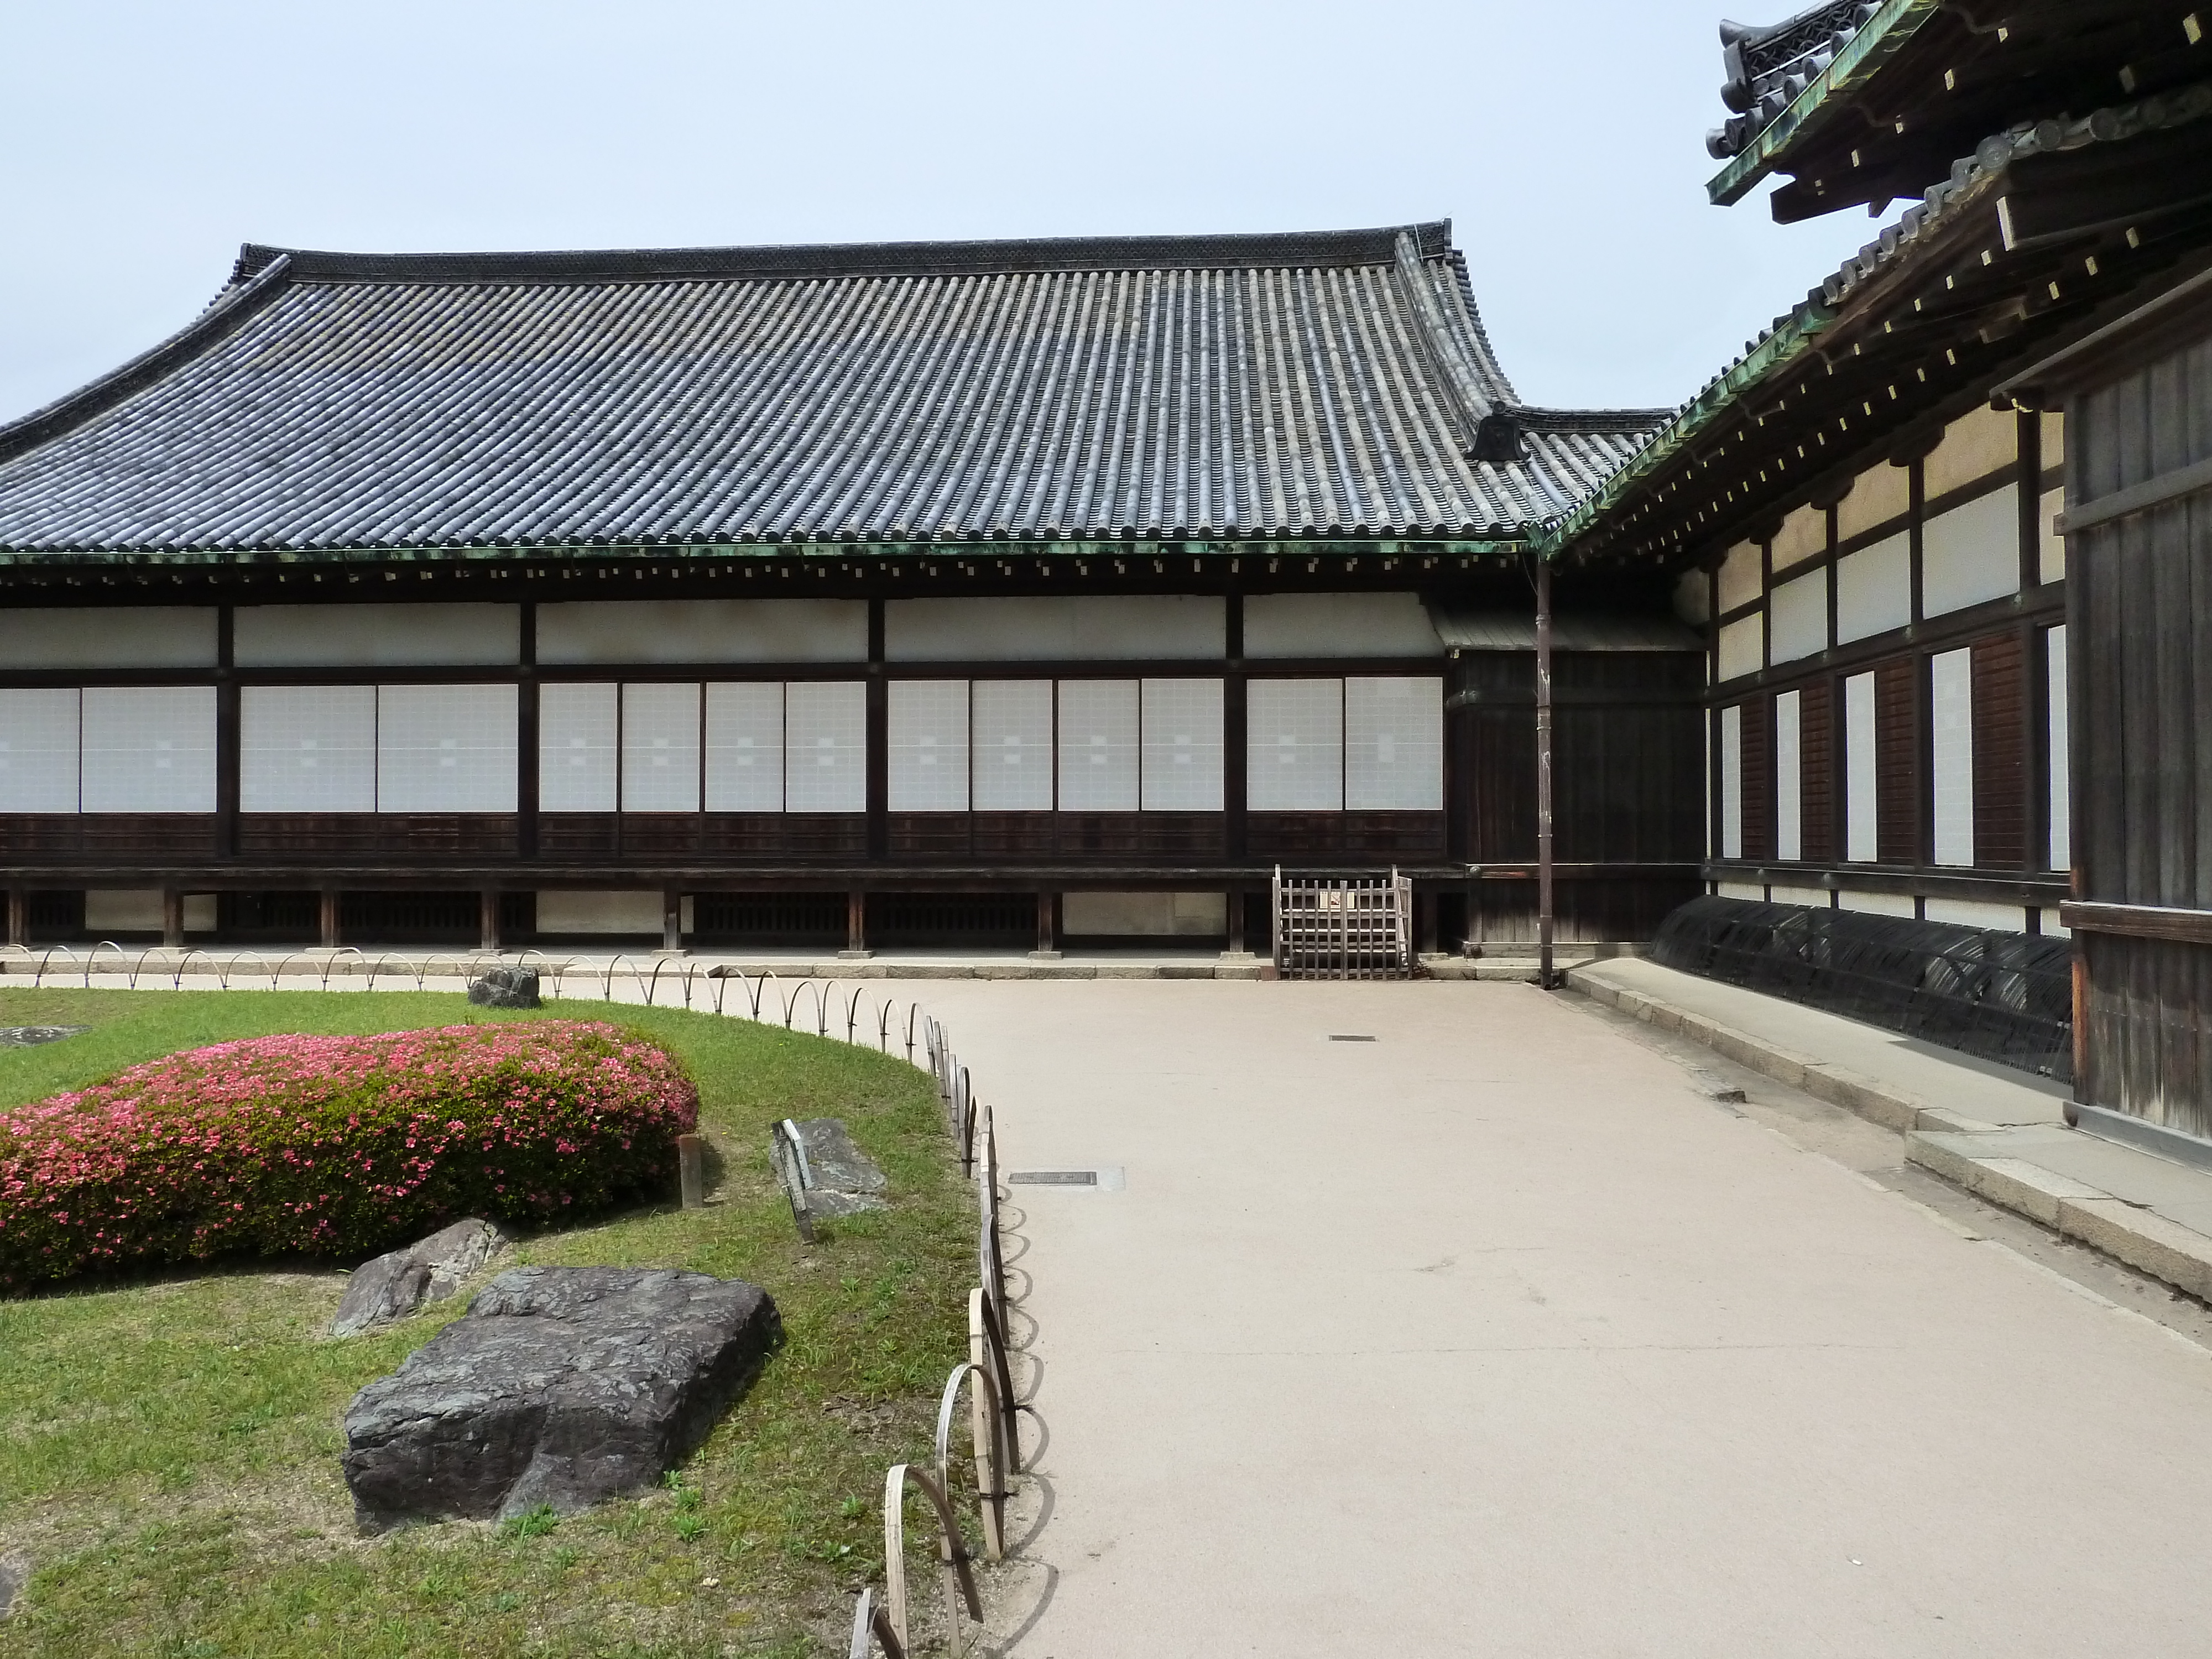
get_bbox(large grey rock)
[331,1218,509,1338]
[341,1266,779,1531]
[774,1118,888,1219]
[466,966,541,1008]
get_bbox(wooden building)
[1552,0,2212,1147]
[0,225,1693,955]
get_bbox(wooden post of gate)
[676,1133,707,1209]
[6,888,26,949]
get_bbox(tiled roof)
[1553,74,2212,559]
[1706,1,1882,161]
[0,223,1665,556]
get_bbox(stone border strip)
[1566,963,2212,1307]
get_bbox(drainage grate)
[1327,1034,1378,1043]
[1008,1170,1099,1186]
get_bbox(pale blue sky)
[1,1,1887,424]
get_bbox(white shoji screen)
[1247,679,1343,811]
[241,685,375,812]
[1720,702,1744,859]
[972,680,1054,811]
[1775,690,1802,862]
[1140,678,1224,811]
[621,682,702,812]
[1931,648,1974,866]
[375,684,518,813]
[539,682,618,812]
[1844,671,1878,863]
[1056,680,1139,811]
[1343,676,1442,811]
[705,682,785,812]
[785,681,867,812]
[2047,627,2070,872]
[889,680,970,812]
[0,689,80,812]
[81,687,216,813]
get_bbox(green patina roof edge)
[0,534,1534,570]
[1534,300,1838,561]
[1707,0,1947,207]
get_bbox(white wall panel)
[1839,889,1916,916]
[2048,625,2070,871]
[1771,505,1827,572]
[2039,487,2066,586]
[888,596,1224,661]
[241,685,375,812]
[1922,485,2020,617]
[1717,615,1762,681]
[536,891,662,934]
[0,690,79,812]
[620,682,701,812]
[1931,648,1974,865]
[785,681,867,812]
[539,599,866,664]
[236,603,519,666]
[539,682,618,812]
[1924,898,2027,931]
[971,680,1054,811]
[1344,676,1442,811]
[1717,541,1762,613]
[1720,702,1744,859]
[376,684,517,812]
[85,890,164,932]
[1768,568,1828,664]
[1836,531,1912,643]
[1775,690,1802,861]
[1248,679,1343,811]
[1062,892,1227,936]
[1844,671,1878,862]
[889,680,969,812]
[0,608,217,669]
[705,682,785,812]
[1056,680,1139,811]
[1140,678,1224,811]
[1244,593,1443,658]
[81,687,216,813]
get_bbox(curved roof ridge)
[232,222,1455,287]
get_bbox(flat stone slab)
[774,1118,888,1219]
[331,1217,510,1337]
[0,1026,87,1047]
[0,1551,28,1619]
[341,1266,780,1531]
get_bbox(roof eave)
[1707,0,1945,207]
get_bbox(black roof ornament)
[1468,411,1528,465]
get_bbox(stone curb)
[1562,964,2212,1305]
[1564,964,1937,1134]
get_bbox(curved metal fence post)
[882,1463,980,1657]
[970,1288,1021,1480]
[935,1360,1006,1562]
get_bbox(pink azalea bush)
[0,1021,698,1290]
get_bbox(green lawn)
[0,988,973,1657]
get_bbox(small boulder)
[341,1266,779,1531]
[773,1118,888,1219]
[331,1218,508,1338]
[0,1551,28,1619]
[467,966,541,1009]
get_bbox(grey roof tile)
[0,223,1665,554]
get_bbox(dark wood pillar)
[319,889,340,949]
[518,602,540,861]
[479,889,502,952]
[8,888,28,948]
[866,599,888,863]
[216,604,239,862]
[1227,887,1248,956]
[1032,891,1061,959]
[842,889,870,958]
[162,887,184,948]
[1536,556,1556,988]
[661,885,684,952]
[1224,594,1246,863]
